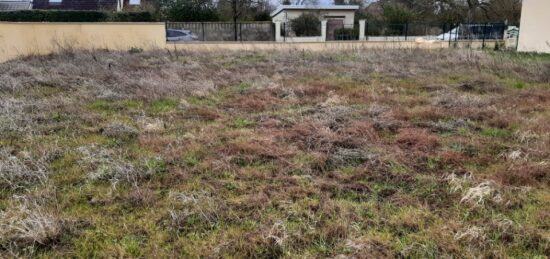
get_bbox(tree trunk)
[234,16,238,41]
[233,0,239,41]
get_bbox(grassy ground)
[0,49,549,258]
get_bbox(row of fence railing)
[167,22,275,42]
[166,21,510,44]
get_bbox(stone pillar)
[321,20,327,42]
[274,21,283,42]
[359,20,366,41]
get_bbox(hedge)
[0,10,155,22]
[112,11,154,22]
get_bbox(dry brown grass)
[497,163,550,186]
[0,149,54,191]
[0,192,65,254]
[395,128,440,152]
[184,107,221,121]
[0,49,549,257]
[223,90,280,112]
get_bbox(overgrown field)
[0,49,549,257]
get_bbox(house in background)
[31,0,142,11]
[271,5,359,40]
[0,0,32,11]
[517,0,550,53]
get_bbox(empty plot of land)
[0,49,549,257]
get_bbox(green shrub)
[512,80,526,89]
[0,10,155,22]
[128,47,144,54]
[165,0,219,22]
[253,11,271,21]
[112,11,155,22]
[290,13,321,37]
[0,10,107,22]
[382,4,414,24]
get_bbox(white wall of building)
[517,0,550,53]
[272,9,356,25]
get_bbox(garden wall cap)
[271,5,359,17]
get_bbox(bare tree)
[218,0,268,40]
[487,0,521,24]
[294,0,320,5]
[464,0,490,22]
[334,0,365,5]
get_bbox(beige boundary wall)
[0,22,166,63]
[167,40,498,52]
[167,41,450,52]
[517,0,550,53]
[0,22,500,63]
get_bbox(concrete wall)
[518,0,550,53]
[0,22,501,64]
[168,41,451,52]
[0,22,165,62]
[282,36,325,43]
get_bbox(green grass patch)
[121,235,145,257]
[181,150,204,167]
[494,51,550,63]
[88,100,114,112]
[150,99,178,113]
[231,118,254,129]
[122,100,144,109]
[237,82,252,93]
[480,127,512,138]
[426,157,441,170]
[388,162,410,174]
[512,80,526,89]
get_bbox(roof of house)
[270,5,360,17]
[0,0,31,11]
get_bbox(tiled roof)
[0,1,32,11]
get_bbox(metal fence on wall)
[166,21,508,47]
[365,23,445,41]
[362,22,506,43]
[166,22,275,42]
[329,23,359,41]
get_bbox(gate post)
[321,20,327,42]
[404,22,409,41]
[359,20,366,41]
[482,23,487,49]
[274,21,282,42]
[201,22,205,41]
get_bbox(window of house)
[129,0,140,5]
[49,0,62,4]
